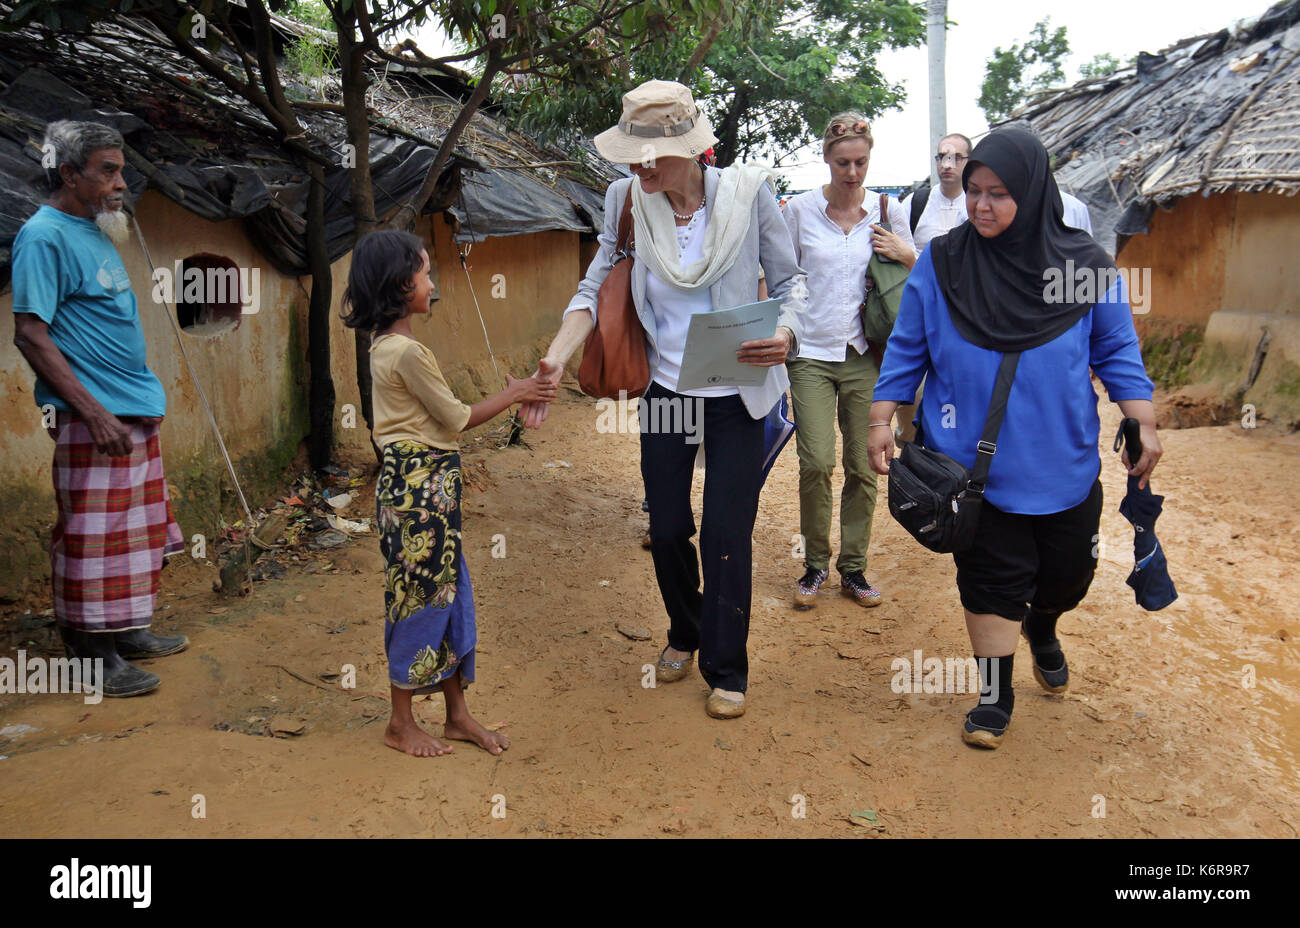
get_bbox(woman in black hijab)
[867,127,1163,749]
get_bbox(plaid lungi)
[50,413,185,632]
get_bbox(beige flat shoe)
[655,648,694,683]
[706,688,745,719]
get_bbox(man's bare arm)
[12,314,133,455]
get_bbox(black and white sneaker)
[793,567,829,609]
[840,571,883,607]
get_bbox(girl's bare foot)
[384,718,453,757]
[443,713,510,755]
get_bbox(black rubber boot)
[114,627,189,660]
[60,626,160,697]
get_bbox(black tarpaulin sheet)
[447,165,592,242]
[0,68,606,277]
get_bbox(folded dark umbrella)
[760,393,796,485]
[1115,418,1178,611]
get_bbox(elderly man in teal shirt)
[12,120,187,698]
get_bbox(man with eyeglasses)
[904,131,1094,251]
[889,135,972,445]
[902,134,973,252]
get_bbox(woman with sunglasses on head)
[520,80,807,720]
[867,127,1161,750]
[781,113,916,611]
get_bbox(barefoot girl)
[342,229,557,757]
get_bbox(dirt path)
[1,382,1297,838]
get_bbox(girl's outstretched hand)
[519,358,563,428]
[509,372,559,407]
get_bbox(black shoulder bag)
[887,352,1021,553]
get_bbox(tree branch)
[137,8,330,165]
[679,13,728,80]
[498,0,643,67]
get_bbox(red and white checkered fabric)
[50,413,185,631]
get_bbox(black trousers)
[640,381,765,692]
[953,477,1104,623]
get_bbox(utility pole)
[927,0,948,186]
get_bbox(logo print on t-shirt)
[95,258,131,293]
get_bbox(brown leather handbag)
[578,190,650,399]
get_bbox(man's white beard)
[95,208,131,244]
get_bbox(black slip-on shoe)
[114,629,190,660]
[102,662,162,698]
[1030,648,1069,694]
[962,705,1011,749]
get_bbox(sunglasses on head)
[829,121,870,138]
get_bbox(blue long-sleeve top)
[873,248,1154,515]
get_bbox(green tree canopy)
[1079,52,1122,79]
[496,0,926,168]
[977,17,1069,124]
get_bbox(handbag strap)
[966,351,1021,496]
[615,189,635,258]
[878,192,889,228]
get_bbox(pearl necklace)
[672,191,706,222]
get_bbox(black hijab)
[930,127,1115,352]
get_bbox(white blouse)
[644,203,737,397]
[782,187,914,362]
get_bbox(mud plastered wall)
[1121,191,1300,427]
[1,199,589,603]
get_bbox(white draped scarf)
[630,163,779,291]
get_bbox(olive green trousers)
[787,346,881,575]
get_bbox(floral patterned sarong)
[377,440,476,692]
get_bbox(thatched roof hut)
[0,5,625,599]
[1008,0,1300,429]
[1013,0,1300,253]
[0,5,620,277]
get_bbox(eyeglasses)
[829,121,870,138]
[935,153,968,166]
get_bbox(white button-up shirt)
[782,187,914,362]
[904,186,967,251]
[1061,191,1094,235]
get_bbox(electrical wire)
[129,214,256,534]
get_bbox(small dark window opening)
[177,253,242,336]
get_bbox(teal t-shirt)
[11,205,165,417]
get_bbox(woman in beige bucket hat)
[522,79,808,720]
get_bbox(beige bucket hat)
[593,79,718,164]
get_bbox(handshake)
[511,357,563,429]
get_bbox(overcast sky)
[411,0,1281,190]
